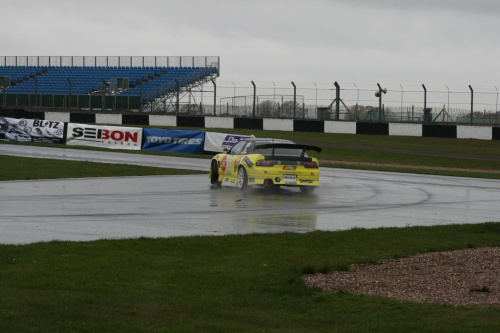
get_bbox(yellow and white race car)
[209,138,322,193]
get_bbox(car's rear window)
[255,147,305,157]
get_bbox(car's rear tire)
[237,166,248,191]
[210,160,222,186]
[300,186,315,194]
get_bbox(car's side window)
[240,142,253,155]
[229,141,247,155]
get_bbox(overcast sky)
[2,0,500,90]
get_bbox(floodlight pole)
[292,81,296,119]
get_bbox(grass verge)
[1,223,500,332]
[0,155,205,181]
[4,127,499,179]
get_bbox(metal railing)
[0,56,220,72]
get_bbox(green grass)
[187,128,500,178]
[2,128,500,331]
[3,127,500,179]
[195,127,500,156]
[1,223,500,332]
[0,155,205,181]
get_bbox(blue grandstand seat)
[0,64,216,106]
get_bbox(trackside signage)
[66,123,143,150]
[142,128,205,154]
[0,116,64,143]
[204,132,254,152]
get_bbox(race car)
[209,138,322,193]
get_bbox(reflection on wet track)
[1,144,500,244]
[209,185,319,232]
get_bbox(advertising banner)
[0,116,64,143]
[66,123,142,150]
[204,132,254,153]
[142,128,205,154]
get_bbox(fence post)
[67,78,72,109]
[376,83,386,122]
[422,84,427,113]
[211,79,216,116]
[175,79,180,115]
[496,86,498,125]
[469,85,473,125]
[251,81,256,118]
[334,81,340,120]
[34,77,38,108]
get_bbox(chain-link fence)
[176,81,499,125]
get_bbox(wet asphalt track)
[1,144,500,244]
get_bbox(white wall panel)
[205,116,234,129]
[149,115,177,127]
[44,112,70,123]
[389,123,422,137]
[324,121,356,134]
[96,114,122,124]
[457,125,492,140]
[263,118,294,131]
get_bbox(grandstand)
[0,56,219,112]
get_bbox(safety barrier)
[1,109,499,141]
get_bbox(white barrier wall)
[44,112,70,123]
[457,125,492,140]
[205,116,234,129]
[96,113,122,124]
[389,123,422,137]
[324,121,356,134]
[6,110,500,141]
[263,118,294,131]
[149,115,177,127]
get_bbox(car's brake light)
[256,160,275,167]
[304,162,318,168]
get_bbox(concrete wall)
[263,118,294,131]
[389,123,422,137]
[205,116,234,129]
[457,125,492,140]
[324,121,356,134]
[96,114,122,125]
[149,115,177,127]
[44,112,70,123]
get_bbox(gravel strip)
[303,247,500,307]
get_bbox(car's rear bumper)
[248,168,319,186]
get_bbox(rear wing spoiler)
[255,143,322,153]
